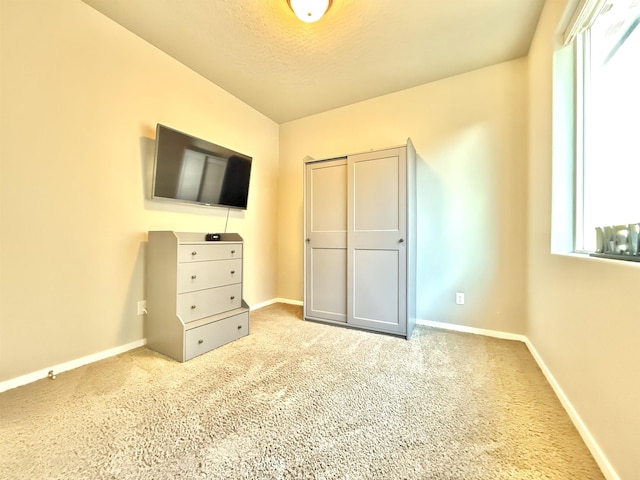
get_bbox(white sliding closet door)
[304,158,348,323]
[347,148,407,335]
[303,140,415,339]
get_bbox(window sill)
[553,251,640,267]
[588,252,640,263]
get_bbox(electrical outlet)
[137,300,147,315]
[455,292,465,305]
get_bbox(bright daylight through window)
[570,0,640,258]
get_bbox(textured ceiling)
[82,0,545,124]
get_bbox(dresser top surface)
[150,231,243,244]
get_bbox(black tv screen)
[152,124,252,210]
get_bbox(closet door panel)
[310,163,347,233]
[309,248,347,321]
[352,155,399,233]
[352,249,399,326]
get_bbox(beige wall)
[279,59,529,334]
[2,1,635,476]
[0,0,279,382]
[528,1,640,478]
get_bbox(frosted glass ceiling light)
[288,0,332,23]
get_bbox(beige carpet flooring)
[0,303,604,479]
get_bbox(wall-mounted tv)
[152,124,252,210]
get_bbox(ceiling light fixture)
[287,0,332,23]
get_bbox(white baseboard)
[250,298,303,310]
[524,339,619,480]
[416,318,527,342]
[249,298,278,310]
[416,317,617,480]
[276,298,303,306]
[2,298,302,391]
[0,339,146,393]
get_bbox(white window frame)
[563,0,640,259]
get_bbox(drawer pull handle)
[237,325,242,330]
[191,275,197,279]
[230,296,235,300]
[191,251,197,256]
[231,250,236,254]
[198,339,203,344]
[191,305,197,309]
[230,270,236,274]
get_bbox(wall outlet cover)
[137,300,147,315]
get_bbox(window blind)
[564,0,640,45]
[563,0,607,44]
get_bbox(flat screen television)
[152,124,252,210]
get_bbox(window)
[567,0,640,257]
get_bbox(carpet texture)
[0,303,603,479]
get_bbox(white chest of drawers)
[146,231,249,362]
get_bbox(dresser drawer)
[184,311,249,361]
[177,259,242,293]
[177,284,242,323]
[178,244,242,263]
